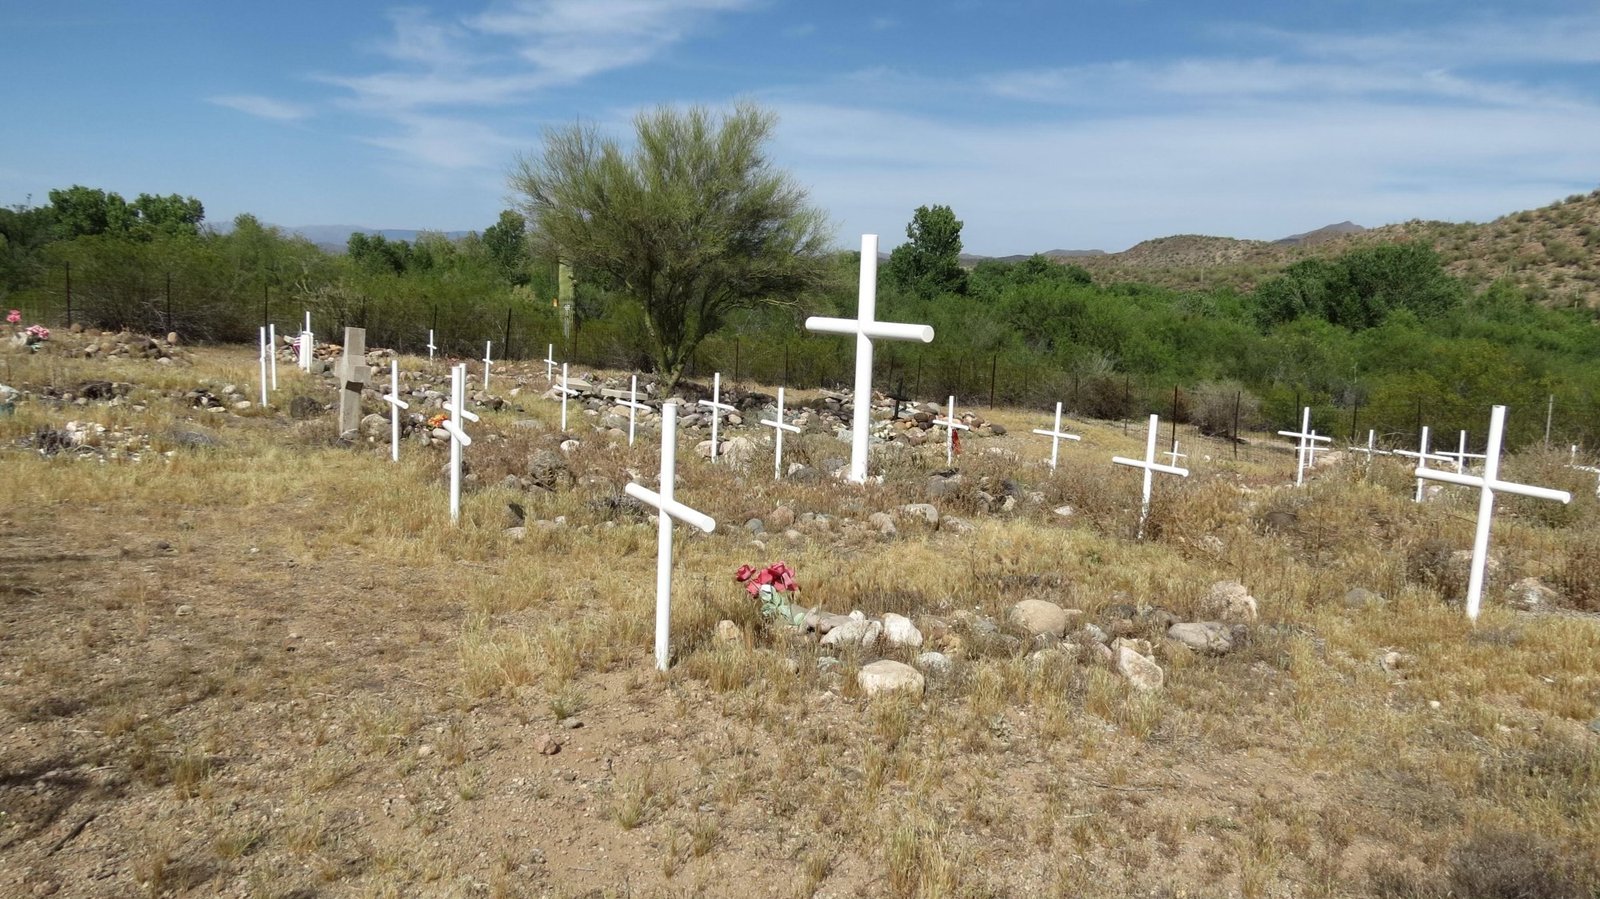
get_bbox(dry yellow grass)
[0,340,1597,897]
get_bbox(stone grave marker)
[336,327,370,436]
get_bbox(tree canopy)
[508,103,834,391]
[886,204,967,299]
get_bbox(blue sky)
[3,0,1597,254]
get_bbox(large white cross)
[382,359,409,463]
[482,341,493,390]
[615,374,651,446]
[257,326,269,407]
[624,402,717,671]
[554,362,579,431]
[1393,426,1452,503]
[1032,402,1081,472]
[268,324,278,391]
[760,387,802,481]
[1414,405,1570,620]
[1438,430,1487,475]
[1278,406,1331,486]
[1350,429,1389,463]
[426,329,436,362]
[699,372,737,462]
[805,234,935,484]
[1113,413,1190,540]
[544,344,556,383]
[1569,445,1600,496]
[933,395,970,466]
[441,363,480,526]
[299,311,313,372]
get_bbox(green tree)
[509,103,833,391]
[886,204,967,298]
[481,209,530,285]
[48,185,133,239]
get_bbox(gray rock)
[527,450,575,491]
[927,474,962,498]
[360,412,387,438]
[868,512,897,536]
[745,518,765,534]
[1116,645,1164,692]
[1203,580,1258,621]
[1008,599,1073,637]
[858,660,925,697]
[1080,623,1109,645]
[723,435,758,466]
[768,505,796,530]
[788,466,823,484]
[288,395,323,419]
[915,651,953,675]
[1506,576,1559,611]
[988,423,1007,436]
[881,613,923,648]
[1167,621,1235,654]
[941,515,975,535]
[820,619,881,649]
[898,503,940,527]
[1344,587,1385,610]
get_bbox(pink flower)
[5,310,19,324]
[25,324,49,340]
[733,562,798,597]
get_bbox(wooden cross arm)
[440,420,473,447]
[1113,456,1190,477]
[1032,429,1082,440]
[1413,466,1572,503]
[804,316,935,343]
[624,484,717,533]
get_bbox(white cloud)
[209,94,312,121]
[362,114,529,170]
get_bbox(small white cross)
[1163,440,1188,468]
[1414,405,1570,620]
[1437,430,1487,475]
[553,363,580,432]
[615,374,651,446]
[698,372,737,463]
[483,341,492,390]
[1031,402,1081,472]
[257,326,270,407]
[299,311,313,372]
[426,329,436,362]
[1393,426,1453,503]
[1112,413,1190,540]
[544,344,556,383]
[1569,445,1600,496]
[442,363,480,526]
[1349,429,1389,463]
[805,235,936,483]
[268,323,278,391]
[932,395,970,466]
[1277,407,1331,486]
[382,359,409,463]
[624,402,717,670]
[760,387,802,481]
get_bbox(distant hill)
[957,248,1106,267]
[1273,221,1366,246]
[287,225,474,251]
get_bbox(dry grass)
[0,341,1598,897]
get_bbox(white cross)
[426,329,436,362]
[441,363,480,526]
[1437,430,1487,475]
[1163,440,1188,468]
[257,326,269,407]
[805,234,935,483]
[1350,429,1389,463]
[268,323,278,391]
[1277,407,1331,486]
[698,372,737,462]
[615,374,651,446]
[554,363,580,432]
[760,387,802,481]
[932,395,970,466]
[483,341,492,390]
[298,311,313,372]
[544,344,556,383]
[1393,426,1453,503]
[1112,413,1190,539]
[1570,445,1600,496]
[1031,402,1081,472]
[381,359,409,463]
[624,402,717,671]
[1413,405,1570,620]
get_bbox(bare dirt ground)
[2,340,1598,898]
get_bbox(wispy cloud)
[209,94,312,121]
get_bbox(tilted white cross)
[933,395,970,466]
[1393,426,1453,503]
[554,362,580,432]
[760,387,802,481]
[624,402,717,671]
[1163,440,1188,468]
[381,359,409,463]
[257,326,270,407]
[615,374,651,446]
[1438,430,1487,475]
[426,329,436,362]
[1569,445,1600,496]
[699,372,737,462]
[1414,405,1570,620]
[441,363,480,526]
[1031,402,1081,472]
[1278,407,1331,486]
[482,341,493,390]
[805,234,935,483]
[298,311,313,372]
[544,344,556,383]
[268,324,278,391]
[1350,429,1389,463]
[1112,413,1190,540]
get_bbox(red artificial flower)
[733,561,798,597]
